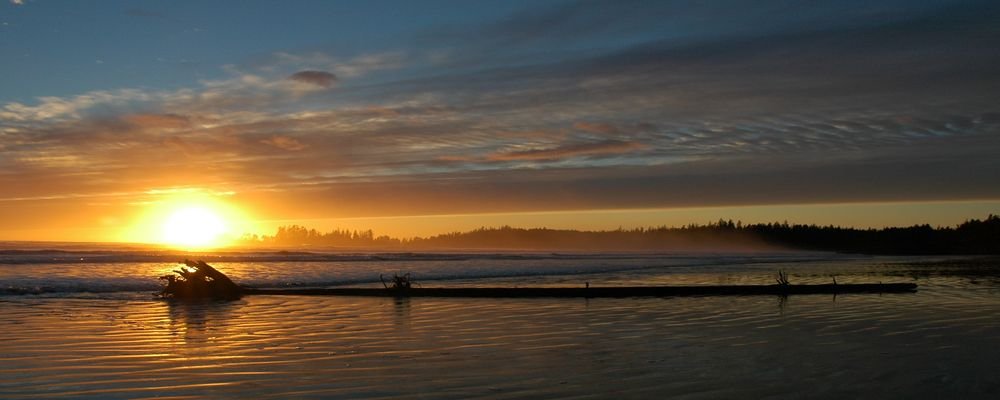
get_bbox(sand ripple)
[3,282,1000,399]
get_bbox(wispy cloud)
[122,113,192,130]
[288,70,337,88]
[1,0,999,221]
[261,135,306,151]
[262,51,407,78]
[488,140,647,161]
[0,89,152,123]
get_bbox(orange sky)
[2,1,999,246]
[2,187,998,244]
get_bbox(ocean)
[2,243,999,398]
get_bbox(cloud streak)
[1,0,998,227]
[288,71,337,88]
[488,140,647,161]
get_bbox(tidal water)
[1,245,998,398]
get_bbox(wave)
[0,248,832,265]
[0,247,860,298]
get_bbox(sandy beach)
[3,266,1000,398]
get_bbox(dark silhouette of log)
[159,259,243,300]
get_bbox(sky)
[1,0,999,242]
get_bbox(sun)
[162,206,228,248]
[122,189,256,248]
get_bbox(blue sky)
[1,0,999,239]
[2,0,598,100]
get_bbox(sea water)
[1,243,998,398]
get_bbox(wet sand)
[3,282,1000,399]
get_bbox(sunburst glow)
[121,190,255,248]
[162,206,227,248]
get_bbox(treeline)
[238,214,1000,254]
[240,226,403,247]
[743,214,1000,254]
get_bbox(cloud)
[0,89,152,123]
[2,1,999,225]
[266,51,406,78]
[573,122,620,135]
[1,65,347,126]
[287,70,337,88]
[122,113,192,130]
[331,52,406,78]
[10,0,23,5]
[261,135,306,151]
[489,140,648,161]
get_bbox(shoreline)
[243,283,918,298]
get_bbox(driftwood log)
[158,261,917,300]
[159,259,243,300]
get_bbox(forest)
[238,215,1000,254]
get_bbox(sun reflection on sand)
[3,287,1000,398]
[166,300,242,345]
